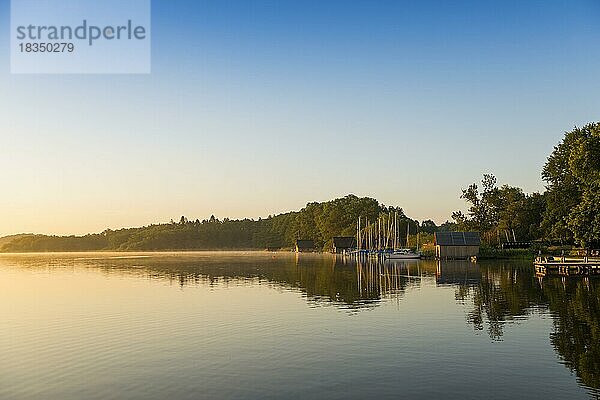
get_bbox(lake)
[0,252,598,399]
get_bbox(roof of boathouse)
[295,239,315,249]
[332,237,356,248]
[434,232,480,246]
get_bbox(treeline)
[3,123,598,252]
[0,195,432,252]
[452,122,600,248]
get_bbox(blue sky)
[0,0,599,236]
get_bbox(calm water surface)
[0,252,598,399]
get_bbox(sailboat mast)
[394,212,398,250]
[357,217,360,251]
[378,217,381,251]
[386,213,392,249]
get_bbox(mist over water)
[1,252,598,399]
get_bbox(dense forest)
[1,122,599,252]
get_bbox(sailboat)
[385,248,421,259]
[385,220,421,260]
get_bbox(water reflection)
[1,252,599,397]
[436,261,480,286]
[455,260,600,397]
[459,262,546,340]
[544,277,600,396]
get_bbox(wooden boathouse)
[295,239,315,253]
[434,232,480,260]
[332,237,356,254]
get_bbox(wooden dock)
[534,256,600,276]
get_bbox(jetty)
[534,255,600,276]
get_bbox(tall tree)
[542,123,600,247]
[453,173,498,233]
[454,175,546,244]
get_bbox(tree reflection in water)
[544,277,600,395]
[2,252,599,396]
[452,262,546,340]
[449,260,600,396]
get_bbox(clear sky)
[0,0,599,236]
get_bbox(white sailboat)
[385,220,421,260]
[385,248,421,259]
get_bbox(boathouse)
[332,237,356,254]
[295,239,315,253]
[434,232,480,260]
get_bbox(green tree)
[453,174,498,232]
[542,123,600,247]
[454,174,546,244]
[420,220,438,234]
